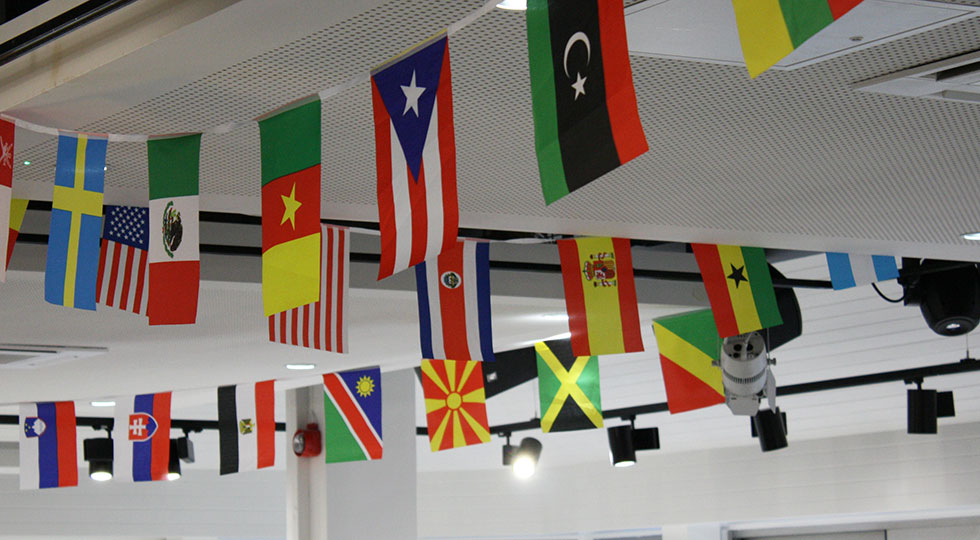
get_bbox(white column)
[285,383,328,540]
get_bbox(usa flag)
[416,240,494,362]
[372,33,458,280]
[96,205,148,314]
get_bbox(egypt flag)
[5,198,27,270]
[113,392,171,482]
[692,244,782,338]
[217,381,276,475]
[733,0,864,78]
[373,33,459,280]
[323,367,382,463]
[147,134,201,325]
[0,119,14,282]
[653,310,725,414]
[259,98,322,315]
[421,359,490,452]
[526,0,647,205]
[96,205,149,315]
[536,340,603,433]
[558,237,642,356]
[416,240,493,362]
[19,402,77,490]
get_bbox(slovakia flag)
[114,392,171,482]
[19,401,77,490]
[372,33,458,280]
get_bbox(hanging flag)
[692,243,782,338]
[217,380,275,475]
[421,359,490,451]
[45,133,106,310]
[653,310,725,414]
[113,392,171,482]
[322,367,382,463]
[19,401,77,490]
[525,0,648,205]
[258,98,322,315]
[0,119,14,282]
[416,240,493,362]
[268,224,349,353]
[535,340,603,432]
[733,0,864,78]
[5,198,27,270]
[558,236,642,356]
[147,134,201,325]
[373,33,459,280]
[96,205,149,315]
[826,252,899,290]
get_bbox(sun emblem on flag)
[239,419,255,435]
[355,375,375,397]
[0,137,12,170]
[421,359,490,451]
[162,201,183,258]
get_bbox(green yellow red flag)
[258,98,322,316]
[691,243,782,338]
[421,359,491,452]
[536,340,603,433]
[653,310,725,414]
[558,237,643,356]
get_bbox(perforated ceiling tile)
[9,0,980,257]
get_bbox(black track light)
[167,439,181,481]
[607,417,659,466]
[908,388,938,434]
[511,437,542,479]
[83,434,113,482]
[752,408,788,452]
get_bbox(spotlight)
[83,435,113,482]
[901,260,980,336]
[174,434,195,464]
[510,438,542,479]
[752,408,788,452]
[607,419,659,467]
[938,391,956,418]
[908,387,938,434]
[716,332,777,416]
[167,440,181,481]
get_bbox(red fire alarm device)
[292,423,322,457]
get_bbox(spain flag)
[421,359,490,452]
[691,244,782,338]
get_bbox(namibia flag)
[526,0,648,205]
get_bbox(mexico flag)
[258,98,321,316]
[147,134,201,325]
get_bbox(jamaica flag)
[536,340,603,432]
[526,0,648,205]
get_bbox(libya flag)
[653,310,725,414]
[536,340,603,433]
[691,244,782,338]
[526,0,648,205]
[147,134,201,325]
[258,98,322,316]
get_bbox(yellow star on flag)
[280,182,302,229]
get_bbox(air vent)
[854,48,980,103]
[0,344,107,369]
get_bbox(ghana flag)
[733,0,864,78]
[692,244,781,338]
[653,310,724,414]
[258,98,322,316]
[536,340,602,433]
[526,0,648,205]
[421,359,491,452]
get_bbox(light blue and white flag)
[826,253,899,290]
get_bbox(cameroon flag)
[536,340,603,433]
[733,0,864,78]
[653,310,724,414]
[526,0,648,205]
[258,98,322,316]
[421,359,491,452]
[558,237,642,356]
[692,244,782,338]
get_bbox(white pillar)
[285,383,328,540]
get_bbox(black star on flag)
[727,264,748,288]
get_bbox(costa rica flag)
[19,401,77,490]
[114,392,171,482]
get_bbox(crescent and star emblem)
[563,31,591,101]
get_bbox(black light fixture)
[752,408,787,452]
[938,390,956,418]
[901,259,980,336]
[83,428,113,482]
[908,379,938,434]
[510,437,542,479]
[607,416,659,467]
[167,439,181,481]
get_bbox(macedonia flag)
[421,359,491,452]
[691,244,781,338]
[258,98,322,316]
[653,310,724,414]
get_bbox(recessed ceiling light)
[22,160,30,165]
[90,400,115,407]
[962,232,980,241]
[285,363,316,371]
[496,0,526,10]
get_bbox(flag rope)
[0,0,499,142]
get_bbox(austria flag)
[19,401,77,490]
[217,380,275,475]
[113,392,171,482]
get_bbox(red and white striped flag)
[96,205,148,315]
[269,224,349,352]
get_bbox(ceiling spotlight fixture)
[505,437,541,479]
[285,363,316,370]
[716,332,777,416]
[607,416,660,467]
[907,378,940,435]
[495,0,527,10]
[751,408,788,452]
[22,160,30,165]
[167,439,182,481]
[901,259,980,336]
[962,232,980,241]
[83,429,113,482]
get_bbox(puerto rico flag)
[113,392,171,482]
[19,401,77,490]
[372,32,458,280]
[416,240,493,362]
